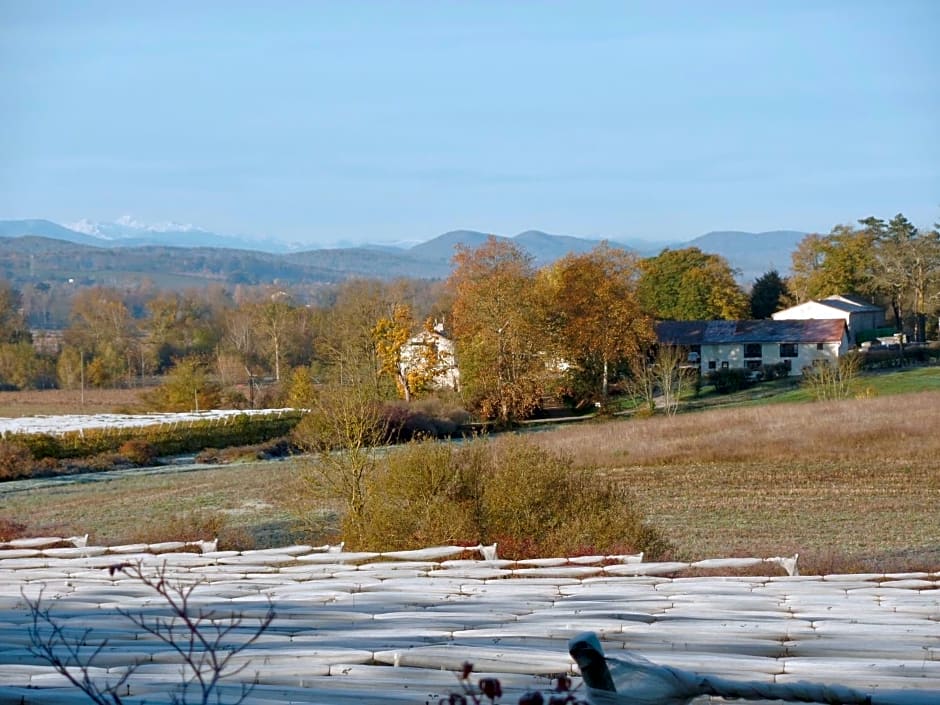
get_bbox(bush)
[117,439,158,466]
[707,368,750,394]
[0,517,27,542]
[125,511,230,547]
[761,362,790,381]
[802,353,860,401]
[383,398,471,441]
[355,435,672,560]
[0,440,34,480]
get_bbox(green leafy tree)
[0,342,54,390]
[143,291,222,372]
[789,225,875,303]
[0,280,30,344]
[638,248,748,320]
[749,269,791,319]
[449,237,546,425]
[281,365,317,408]
[313,279,396,394]
[64,287,137,386]
[142,356,223,412]
[875,214,940,342]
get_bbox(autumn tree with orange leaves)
[540,243,655,409]
[373,303,448,402]
[449,237,547,425]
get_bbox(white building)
[772,295,886,345]
[656,319,849,376]
[400,323,460,392]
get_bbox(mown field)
[2,367,938,573]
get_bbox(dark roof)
[656,319,847,345]
[817,296,884,314]
[655,320,709,346]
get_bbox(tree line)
[0,212,937,422]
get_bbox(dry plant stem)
[26,589,136,704]
[24,561,275,705]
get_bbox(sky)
[1,1,937,247]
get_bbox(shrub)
[140,356,223,412]
[117,439,158,466]
[125,511,229,547]
[383,397,471,441]
[802,353,860,401]
[761,362,790,381]
[707,368,750,394]
[0,517,27,542]
[0,440,34,480]
[354,435,672,560]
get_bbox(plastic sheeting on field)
[0,541,938,705]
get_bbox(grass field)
[535,386,940,572]
[2,368,938,573]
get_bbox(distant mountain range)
[0,218,807,288]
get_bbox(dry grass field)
[534,389,940,571]
[1,385,938,573]
[0,387,146,417]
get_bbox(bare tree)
[25,561,274,705]
[803,353,861,401]
[293,381,391,547]
[630,345,696,416]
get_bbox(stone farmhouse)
[656,318,850,377]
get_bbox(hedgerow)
[2,411,303,465]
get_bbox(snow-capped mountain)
[67,216,211,240]
[60,216,283,251]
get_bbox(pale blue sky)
[1,1,937,246]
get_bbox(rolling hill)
[0,219,807,290]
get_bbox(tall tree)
[0,281,29,344]
[141,355,223,412]
[898,217,940,342]
[251,289,294,382]
[539,243,654,406]
[143,291,222,373]
[64,287,137,386]
[373,303,417,402]
[749,270,790,319]
[789,225,875,302]
[372,303,447,402]
[861,216,903,329]
[638,248,748,320]
[449,237,546,425]
[314,279,394,393]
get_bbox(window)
[708,360,717,370]
[744,343,762,358]
[779,343,798,358]
[721,361,729,369]
[817,343,824,351]
[745,359,762,371]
